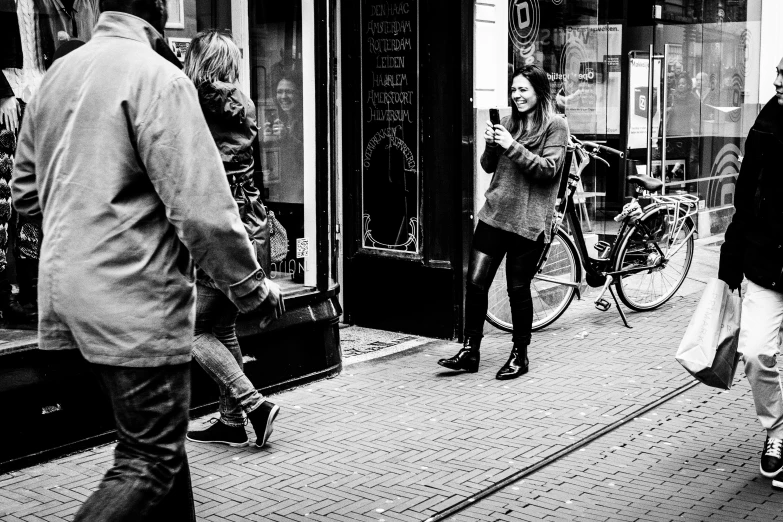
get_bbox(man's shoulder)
[121,45,187,83]
[84,36,186,84]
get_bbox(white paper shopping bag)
[676,278,742,390]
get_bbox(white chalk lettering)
[363,126,416,172]
[366,37,412,54]
[375,55,405,68]
[369,2,410,17]
[372,73,409,87]
[366,20,412,36]
[366,90,414,105]
[366,109,413,123]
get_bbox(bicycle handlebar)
[570,136,624,158]
[581,140,624,158]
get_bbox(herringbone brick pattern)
[453,373,783,521]
[0,289,752,521]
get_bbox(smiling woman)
[438,64,569,381]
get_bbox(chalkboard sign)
[360,0,419,253]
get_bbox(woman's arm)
[498,118,569,182]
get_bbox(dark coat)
[719,97,783,291]
[194,81,266,287]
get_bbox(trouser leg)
[193,285,264,427]
[74,363,195,522]
[506,235,546,347]
[463,221,506,340]
[739,281,783,439]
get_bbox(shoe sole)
[186,434,249,448]
[256,404,280,448]
[773,478,783,490]
[761,462,783,478]
[496,369,529,380]
[437,361,479,373]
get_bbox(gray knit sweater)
[478,115,569,242]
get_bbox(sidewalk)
[3,237,780,522]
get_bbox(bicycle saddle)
[627,175,663,193]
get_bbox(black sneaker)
[773,471,783,491]
[761,437,783,478]
[247,401,280,448]
[186,418,249,447]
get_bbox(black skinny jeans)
[464,220,545,347]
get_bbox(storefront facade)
[342,0,783,341]
[2,0,781,470]
[473,0,780,240]
[0,0,344,470]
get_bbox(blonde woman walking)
[183,30,281,449]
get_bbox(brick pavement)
[0,280,771,522]
[451,371,783,521]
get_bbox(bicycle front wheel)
[486,228,581,333]
[614,206,694,311]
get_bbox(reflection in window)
[249,2,306,283]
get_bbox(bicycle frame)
[534,140,697,327]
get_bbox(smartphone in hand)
[489,108,500,126]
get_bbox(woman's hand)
[483,120,496,145]
[492,124,515,149]
[0,96,20,134]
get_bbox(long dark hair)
[508,65,555,146]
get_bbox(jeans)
[739,280,783,439]
[464,220,545,346]
[192,284,264,427]
[74,363,195,522]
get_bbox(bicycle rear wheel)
[614,206,694,311]
[486,228,581,332]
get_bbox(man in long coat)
[10,0,280,518]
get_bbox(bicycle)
[486,135,698,331]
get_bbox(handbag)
[675,278,742,390]
[235,185,271,277]
[268,210,289,263]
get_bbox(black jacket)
[719,97,783,291]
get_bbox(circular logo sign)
[508,0,540,51]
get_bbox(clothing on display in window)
[0,0,24,69]
[34,0,98,69]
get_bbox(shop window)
[505,0,609,232]
[628,1,763,215]
[249,1,316,289]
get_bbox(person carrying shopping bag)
[438,64,569,380]
[718,55,783,484]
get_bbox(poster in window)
[627,56,662,150]
[167,37,191,64]
[360,0,419,253]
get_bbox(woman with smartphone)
[438,64,569,380]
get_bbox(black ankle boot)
[496,344,528,380]
[438,337,480,373]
